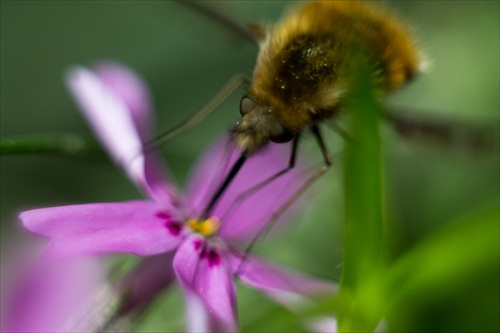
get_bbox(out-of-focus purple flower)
[1,242,107,333]
[19,62,337,332]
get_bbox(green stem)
[0,133,101,156]
[338,59,385,331]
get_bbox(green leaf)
[386,201,500,331]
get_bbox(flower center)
[186,217,220,237]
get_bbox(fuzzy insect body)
[233,1,421,154]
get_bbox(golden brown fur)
[233,0,421,154]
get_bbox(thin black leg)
[235,126,332,275]
[311,125,332,166]
[218,135,301,225]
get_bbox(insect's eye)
[240,96,257,116]
[269,121,294,143]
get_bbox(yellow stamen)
[186,217,220,237]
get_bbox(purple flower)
[1,242,107,333]
[20,62,337,332]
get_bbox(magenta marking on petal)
[207,249,221,267]
[193,239,203,251]
[199,247,221,267]
[155,212,171,220]
[189,236,220,267]
[156,211,183,236]
[165,222,182,236]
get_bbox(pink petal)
[20,201,183,257]
[93,62,153,141]
[143,152,183,209]
[92,63,181,207]
[231,254,337,310]
[66,66,145,174]
[65,65,175,206]
[186,135,308,241]
[118,252,176,315]
[174,235,238,332]
[1,256,105,332]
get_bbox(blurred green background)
[1,1,499,332]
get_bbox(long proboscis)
[202,153,248,219]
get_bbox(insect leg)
[219,135,301,223]
[143,73,248,153]
[311,125,332,166]
[235,126,332,274]
[384,107,500,154]
[178,1,260,45]
[235,163,331,276]
[327,121,353,143]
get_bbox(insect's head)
[230,95,294,155]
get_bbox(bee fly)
[146,1,497,224]
[184,0,424,219]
